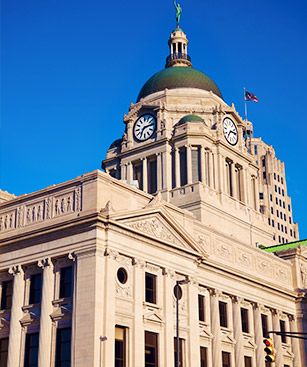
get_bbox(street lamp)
[175,277,190,367]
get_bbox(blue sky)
[1,0,307,239]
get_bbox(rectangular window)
[174,338,184,367]
[0,280,13,310]
[191,147,201,183]
[198,295,205,322]
[222,351,231,367]
[275,197,278,204]
[148,157,157,194]
[289,217,292,224]
[274,185,277,192]
[280,320,286,343]
[219,301,228,328]
[59,266,73,299]
[259,193,264,200]
[277,175,280,182]
[270,194,272,201]
[133,161,143,190]
[29,273,42,305]
[200,347,207,367]
[241,308,249,333]
[55,327,72,367]
[261,314,269,338]
[145,273,157,304]
[180,147,187,186]
[24,332,39,367]
[0,338,9,367]
[244,356,252,367]
[145,331,158,367]
[115,326,126,367]
[272,220,274,227]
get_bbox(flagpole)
[243,87,248,121]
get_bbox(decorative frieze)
[0,185,82,233]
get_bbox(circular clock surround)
[223,117,238,146]
[133,114,157,142]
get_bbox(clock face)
[133,114,157,142]
[223,117,238,146]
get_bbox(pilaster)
[252,302,265,367]
[7,265,24,367]
[175,147,180,188]
[188,278,200,367]
[271,309,283,367]
[142,158,148,192]
[209,288,222,366]
[37,258,54,367]
[186,145,192,185]
[163,268,175,367]
[231,296,244,367]
[132,258,145,367]
[289,315,303,367]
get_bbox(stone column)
[231,163,237,199]
[132,258,145,367]
[175,147,180,188]
[216,151,224,195]
[186,145,192,185]
[252,303,265,367]
[289,315,302,367]
[120,163,126,181]
[200,146,206,184]
[73,248,105,367]
[188,278,200,367]
[163,268,175,367]
[101,249,117,367]
[272,310,283,367]
[231,296,244,367]
[209,289,222,366]
[157,153,163,191]
[209,151,215,188]
[142,158,148,192]
[38,258,54,367]
[7,265,24,367]
[127,162,133,183]
[164,146,172,191]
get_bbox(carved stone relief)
[0,185,82,233]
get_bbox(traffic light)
[263,338,276,362]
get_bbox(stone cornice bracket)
[288,314,295,322]
[37,257,53,269]
[270,308,282,317]
[132,257,146,268]
[8,264,23,276]
[68,252,77,262]
[104,248,119,260]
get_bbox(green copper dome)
[176,114,205,126]
[137,66,222,101]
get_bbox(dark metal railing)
[166,52,191,65]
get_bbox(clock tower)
[102,26,291,247]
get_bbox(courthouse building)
[0,19,306,367]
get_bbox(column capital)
[162,267,176,278]
[251,301,263,310]
[38,257,53,269]
[104,248,119,260]
[68,252,77,262]
[230,295,244,304]
[288,314,295,322]
[8,265,23,276]
[132,257,146,268]
[208,288,222,297]
[271,308,283,318]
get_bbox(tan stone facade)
[0,171,306,366]
[0,24,306,367]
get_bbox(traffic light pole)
[268,331,307,340]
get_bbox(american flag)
[245,90,259,103]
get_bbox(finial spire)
[174,0,182,28]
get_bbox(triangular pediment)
[113,207,207,258]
